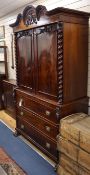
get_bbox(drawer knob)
[46,142,51,149]
[2,94,4,102]
[45,126,51,132]
[21,124,24,130]
[20,111,24,116]
[19,98,23,107]
[45,110,51,116]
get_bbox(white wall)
[0,0,89,95]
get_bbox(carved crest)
[10,5,47,27]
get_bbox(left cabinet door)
[16,30,34,92]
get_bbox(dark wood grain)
[16,30,34,91]
[17,117,57,161]
[35,25,57,100]
[63,23,88,103]
[16,89,60,123]
[17,107,58,139]
[10,5,89,162]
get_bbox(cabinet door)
[16,30,34,91]
[0,74,6,109]
[35,24,58,100]
[3,81,16,118]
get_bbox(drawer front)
[17,107,58,139]
[17,118,57,159]
[16,90,59,123]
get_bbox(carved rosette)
[57,23,63,105]
[16,30,32,39]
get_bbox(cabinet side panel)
[63,23,88,103]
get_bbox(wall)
[0,0,89,96]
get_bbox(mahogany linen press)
[10,5,89,162]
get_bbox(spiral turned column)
[57,23,63,105]
[56,23,63,120]
[14,33,19,86]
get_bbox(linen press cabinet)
[10,5,89,162]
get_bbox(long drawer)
[17,107,58,139]
[17,118,57,160]
[16,90,60,123]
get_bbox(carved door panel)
[35,24,59,100]
[16,30,34,91]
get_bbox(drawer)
[17,118,57,160]
[16,90,60,123]
[17,108,58,139]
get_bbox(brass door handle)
[18,98,23,107]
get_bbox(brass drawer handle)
[45,110,51,116]
[45,126,51,132]
[20,111,24,116]
[21,124,24,130]
[18,98,23,107]
[46,142,51,149]
[2,94,4,102]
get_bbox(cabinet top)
[3,79,16,86]
[48,7,90,16]
[10,5,90,32]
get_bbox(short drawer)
[16,90,60,123]
[17,118,57,160]
[17,108,58,139]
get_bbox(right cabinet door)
[35,24,58,100]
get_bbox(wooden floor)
[0,110,16,130]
